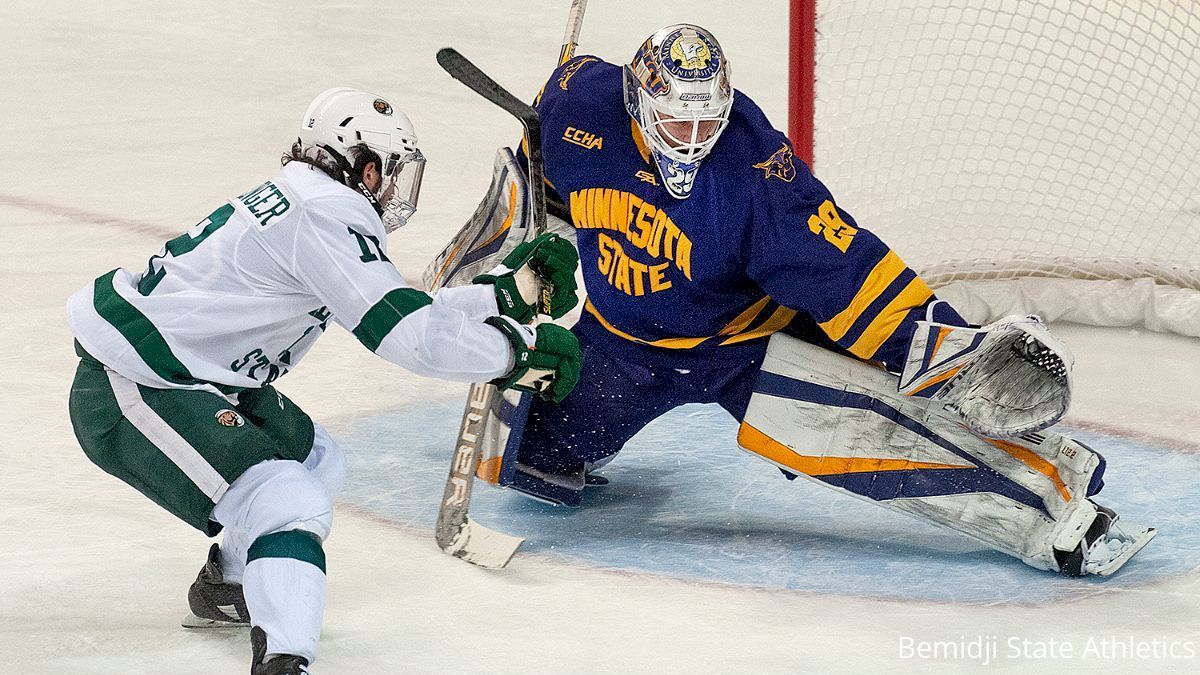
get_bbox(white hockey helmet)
[298,87,426,231]
[623,24,733,199]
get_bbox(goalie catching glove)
[487,316,581,403]
[899,311,1074,438]
[474,233,579,323]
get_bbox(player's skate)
[506,452,613,507]
[251,626,310,675]
[1054,502,1157,576]
[508,461,587,507]
[181,543,250,628]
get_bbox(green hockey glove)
[486,316,582,403]
[474,233,579,323]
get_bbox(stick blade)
[440,516,524,569]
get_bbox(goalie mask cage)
[789,0,1200,336]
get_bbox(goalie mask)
[297,87,426,232]
[623,24,733,199]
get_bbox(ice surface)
[2,2,1198,674]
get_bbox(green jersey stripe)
[247,530,326,573]
[92,270,197,385]
[352,288,433,352]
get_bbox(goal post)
[789,0,1200,336]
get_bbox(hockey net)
[792,0,1200,336]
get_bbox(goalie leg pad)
[739,333,1151,574]
[423,147,575,292]
[423,147,531,291]
[494,344,668,507]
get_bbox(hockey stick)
[432,5,589,569]
[431,49,547,569]
[434,381,522,568]
[437,47,547,244]
[558,0,589,66]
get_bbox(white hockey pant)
[210,423,345,664]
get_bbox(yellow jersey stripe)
[818,250,907,341]
[738,423,973,476]
[847,277,934,360]
[584,300,710,349]
[718,296,772,336]
[719,307,798,346]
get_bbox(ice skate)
[251,625,310,675]
[1055,503,1157,577]
[181,543,250,628]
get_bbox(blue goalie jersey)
[534,56,964,372]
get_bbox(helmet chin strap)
[322,143,385,218]
[352,180,384,217]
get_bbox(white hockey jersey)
[67,161,512,393]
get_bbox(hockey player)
[434,25,1154,577]
[66,88,580,674]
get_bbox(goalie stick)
[436,47,548,253]
[432,13,586,565]
[558,0,589,66]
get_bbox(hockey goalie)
[426,23,1156,577]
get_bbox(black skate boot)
[251,625,310,675]
[182,543,250,628]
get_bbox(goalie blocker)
[740,332,1155,576]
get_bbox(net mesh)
[811,1,1200,305]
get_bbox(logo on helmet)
[214,409,245,428]
[658,29,721,81]
[373,99,393,115]
[630,38,669,96]
[753,144,798,183]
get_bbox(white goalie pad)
[423,147,575,292]
[737,332,1149,574]
[423,147,533,291]
[898,314,1074,438]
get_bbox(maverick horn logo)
[753,144,798,183]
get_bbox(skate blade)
[181,613,250,629]
[1090,526,1158,576]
